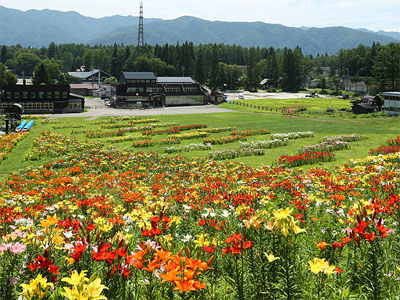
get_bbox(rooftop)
[383,92,400,96]
[68,69,111,79]
[157,77,195,84]
[70,84,99,90]
[122,72,156,80]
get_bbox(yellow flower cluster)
[266,207,306,237]
[20,274,54,300]
[61,270,108,300]
[308,258,336,275]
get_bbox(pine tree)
[0,46,6,64]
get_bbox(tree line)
[1,41,399,92]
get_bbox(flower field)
[1,115,400,299]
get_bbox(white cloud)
[0,0,399,31]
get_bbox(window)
[23,91,28,99]
[62,92,68,99]
[166,87,182,93]
[68,101,82,109]
[39,91,45,99]
[31,92,36,99]
[6,91,12,99]
[54,91,60,98]
[22,102,54,111]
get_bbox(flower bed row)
[94,116,140,124]
[142,128,180,135]
[277,150,336,167]
[203,135,247,145]
[25,131,101,160]
[299,140,350,153]
[208,147,265,160]
[132,139,155,148]
[231,129,270,136]
[169,131,210,140]
[164,143,212,153]
[173,124,207,131]
[199,127,236,133]
[271,131,314,140]
[85,130,126,139]
[322,134,367,143]
[239,138,289,149]
[370,136,400,155]
[0,132,29,161]
[159,137,181,145]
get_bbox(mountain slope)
[0,6,159,46]
[0,6,398,55]
[91,16,398,54]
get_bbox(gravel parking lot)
[50,98,236,118]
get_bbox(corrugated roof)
[383,92,400,96]
[70,84,99,89]
[68,69,111,80]
[157,77,195,84]
[122,72,156,80]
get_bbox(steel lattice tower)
[137,1,144,47]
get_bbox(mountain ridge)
[0,6,399,55]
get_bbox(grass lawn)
[0,107,399,181]
[223,97,354,113]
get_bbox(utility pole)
[137,1,144,48]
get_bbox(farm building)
[383,92,400,115]
[68,69,112,84]
[110,72,209,108]
[70,83,99,97]
[0,84,85,114]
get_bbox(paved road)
[50,98,236,118]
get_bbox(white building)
[383,92,400,115]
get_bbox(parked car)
[238,95,244,99]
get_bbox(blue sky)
[1,0,400,31]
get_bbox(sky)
[1,0,400,32]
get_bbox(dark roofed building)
[351,95,381,114]
[111,72,209,108]
[1,85,84,114]
[121,72,157,84]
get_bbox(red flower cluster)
[278,151,335,167]
[27,253,60,282]
[221,233,253,255]
[369,145,400,155]
[141,215,171,237]
[349,216,391,245]
[198,218,229,231]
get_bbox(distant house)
[70,84,99,97]
[260,78,272,90]
[68,69,111,84]
[237,65,248,76]
[341,77,369,93]
[312,66,331,78]
[383,92,400,115]
[309,78,321,89]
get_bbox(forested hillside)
[1,41,399,93]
